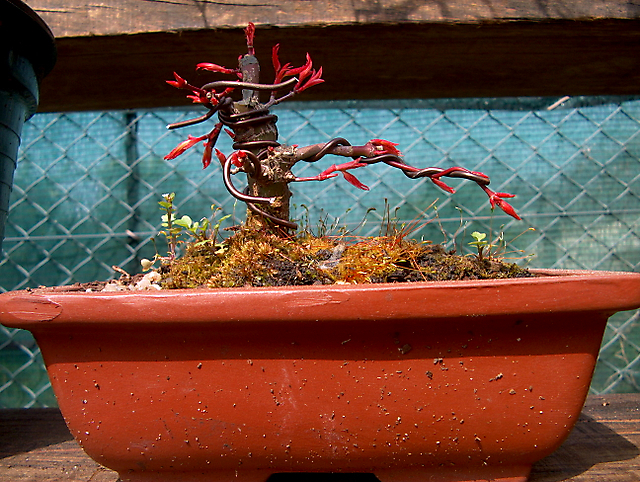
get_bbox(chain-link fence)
[1,96,639,407]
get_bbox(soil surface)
[46,229,532,292]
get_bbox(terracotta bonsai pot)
[1,269,639,482]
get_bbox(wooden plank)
[530,395,640,481]
[0,408,113,481]
[1,394,639,481]
[24,0,640,39]
[35,19,640,112]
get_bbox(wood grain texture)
[18,0,640,111]
[1,395,639,481]
[530,395,640,481]
[34,19,640,112]
[23,0,640,38]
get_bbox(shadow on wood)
[0,408,73,458]
[530,412,639,481]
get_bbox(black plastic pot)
[0,0,55,253]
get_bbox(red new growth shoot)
[272,44,290,83]
[296,158,369,190]
[290,54,324,93]
[245,23,256,55]
[166,72,188,89]
[214,149,227,167]
[342,171,369,191]
[202,141,213,169]
[482,186,521,220]
[296,67,324,92]
[186,92,209,105]
[430,177,456,193]
[228,151,247,168]
[197,63,238,75]
[369,139,401,157]
[165,135,207,160]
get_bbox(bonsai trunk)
[235,51,295,232]
[246,173,293,232]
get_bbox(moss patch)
[160,228,532,289]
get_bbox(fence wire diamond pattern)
[0,97,639,407]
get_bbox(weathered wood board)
[16,1,640,112]
[25,0,640,38]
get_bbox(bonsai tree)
[165,23,520,234]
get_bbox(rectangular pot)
[1,269,639,482]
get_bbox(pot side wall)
[38,311,604,481]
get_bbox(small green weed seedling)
[469,231,490,262]
[142,192,230,271]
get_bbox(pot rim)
[1,268,639,328]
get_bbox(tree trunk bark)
[234,52,295,232]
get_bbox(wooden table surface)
[1,394,638,481]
